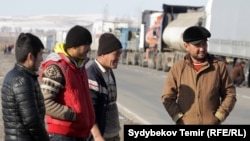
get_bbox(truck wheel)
[135,52,139,65]
[156,61,162,71]
[131,52,135,65]
[142,61,148,67]
[148,59,156,69]
[138,57,142,66]
[156,53,162,71]
[126,54,131,65]
[121,54,126,64]
[132,52,139,65]
[162,64,170,72]
[139,53,146,67]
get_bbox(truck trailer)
[125,0,250,85]
[88,20,129,60]
[118,27,140,65]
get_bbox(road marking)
[242,95,250,99]
[117,102,151,124]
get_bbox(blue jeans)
[49,134,86,141]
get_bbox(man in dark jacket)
[1,33,49,141]
[87,33,122,141]
[230,61,246,87]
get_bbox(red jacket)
[41,53,95,138]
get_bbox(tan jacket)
[162,54,236,125]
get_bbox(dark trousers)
[248,69,250,87]
[87,135,120,141]
[104,135,120,141]
[234,76,244,86]
[49,134,86,141]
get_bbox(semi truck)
[124,0,250,84]
[88,20,129,60]
[118,27,140,65]
[123,6,205,70]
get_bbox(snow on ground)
[0,14,105,32]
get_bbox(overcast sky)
[1,0,208,18]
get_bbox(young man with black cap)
[86,33,122,141]
[40,25,95,141]
[161,26,236,125]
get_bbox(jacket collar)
[15,63,38,77]
[184,53,218,66]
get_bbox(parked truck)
[121,10,164,67]
[88,20,129,60]
[124,0,250,84]
[118,27,140,65]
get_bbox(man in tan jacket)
[161,26,236,125]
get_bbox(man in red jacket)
[40,25,95,141]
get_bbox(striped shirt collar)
[95,59,108,73]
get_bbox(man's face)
[102,49,122,69]
[32,50,43,72]
[74,44,91,60]
[184,40,208,63]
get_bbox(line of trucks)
[0,0,247,85]
[88,0,250,85]
[1,1,248,85]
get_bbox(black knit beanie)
[97,33,122,56]
[65,25,92,48]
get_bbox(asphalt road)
[114,62,250,125]
[1,53,249,141]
